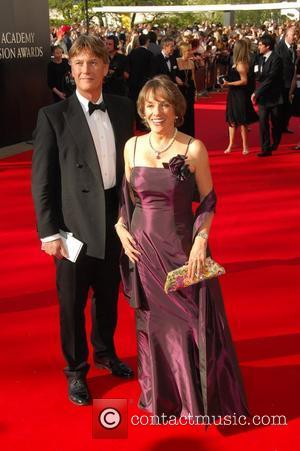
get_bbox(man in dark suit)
[251,34,283,157]
[128,34,153,130]
[152,37,178,82]
[32,35,134,406]
[276,26,297,133]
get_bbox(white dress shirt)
[41,90,116,243]
[76,90,116,189]
[263,50,272,63]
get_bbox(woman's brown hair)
[137,75,186,127]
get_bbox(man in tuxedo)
[251,34,283,157]
[32,35,134,406]
[276,26,297,133]
[152,37,178,82]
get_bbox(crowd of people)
[47,20,300,156]
[33,19,299,414]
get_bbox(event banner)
[0,0,51,147]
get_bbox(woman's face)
[144,90,176,133]
[182,46,192,59]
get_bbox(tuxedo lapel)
[63,94,104,189]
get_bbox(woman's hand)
[187,236,207,279]
[115,225,141,263]
[222,79,229,87]
[175,76,184,86]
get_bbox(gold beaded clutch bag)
[164,257,225,293]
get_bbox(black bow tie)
[165,56,170,62]
[88,101,106,115]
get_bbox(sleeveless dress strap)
[132,136,138,167]
[185,138,193,156]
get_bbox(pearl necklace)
[148,128,178,159]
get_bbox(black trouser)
[55,188,121,379]
[259,103,282,151]
[281,87,292,132]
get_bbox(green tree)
[48,0,294,28]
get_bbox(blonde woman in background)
[176,42,196,136]
[223,39,258,155]
[126,33,139,55]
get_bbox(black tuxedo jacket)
[276,39,296,88]
[255,52,283,107]
[32,93,134,259]
[152,52,178,82]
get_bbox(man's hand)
[41,239,68,260]
[251,93,257,105]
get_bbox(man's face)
[164,42,174,56]
[53,48,63,60]
[285,28,296,45]
[70,49,108,98]
[258,41,269,55]
[105,39,115,55]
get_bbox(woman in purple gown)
[115,75,248,419]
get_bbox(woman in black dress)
[47,45,70,103]
[223,39,258,155]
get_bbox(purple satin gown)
[121,143,249,418]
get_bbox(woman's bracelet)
[195,231,208,240]
[114,222,127,231]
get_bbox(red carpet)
[1,93,300,450]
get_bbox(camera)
[218,75,227,85]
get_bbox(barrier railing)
[194,52,230,96]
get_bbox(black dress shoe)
[270,144,278,151]
[95,357,134,378]
[282,129,293,134]
[257,151,272,157]
[68,377,91,406]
